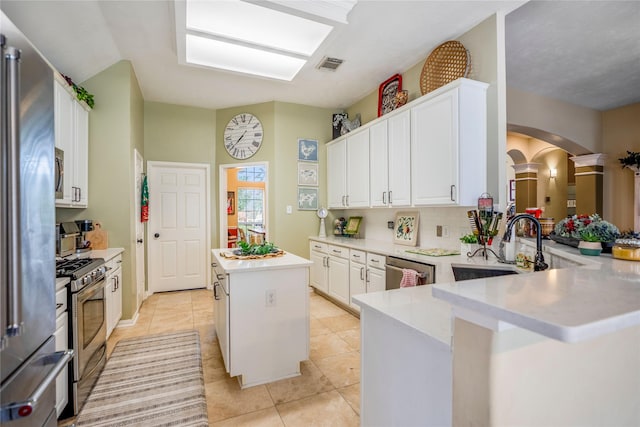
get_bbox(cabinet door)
[114,267,122,328]
[309,250,328,293]
[369,120,389,207]
[346,129,370,207]
[54,312,69,417]
[217,281,230,373]
[54,81,74,206]
[349,262,366,311]
[411,89,459,205]
[327,139,347,208]
[73,103,89,207]
[367,268,385,293]
[106,275,116,338]
[387,110,411,207]
[328,256,349,305]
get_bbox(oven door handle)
[0,350,73,422]
[81,345,106,381]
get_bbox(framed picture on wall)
[297,162,318,186]
[227,191,235,215]
[509,180,516,202]
[298,187,318,210]
[298,138,318,162]
[394,211,419,246]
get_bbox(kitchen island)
[211,249,312,388]
[352,240,640,426]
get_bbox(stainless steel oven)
[385,256,436,290]
[56,257,107,417]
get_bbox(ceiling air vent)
[317,57,344,71]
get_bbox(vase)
[461,243,479,256]
[578,241,602,256]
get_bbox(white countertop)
[315,235,640,343]
[212,249,312,273]
[56,276,70,292]
[90,247,124,262]
[352,286,453,346]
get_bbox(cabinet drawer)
[328,245,349,259]
[350,249,366,264]
[367,252,385,269]
[310,241,328,253]
[55,287,67,318]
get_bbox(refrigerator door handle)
[0,350,74,422]
[1,34,8,348]
[3,43,23,339]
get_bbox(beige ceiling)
[2,1,638,112]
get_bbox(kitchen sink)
[451,263,520,282]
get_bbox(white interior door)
[148,162,210,293]
[134,149,146,308]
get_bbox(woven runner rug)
[76,330,208,426]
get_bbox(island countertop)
[432,252,640,343]
[212,249,312,273]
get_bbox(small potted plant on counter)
[578,228,603,256]
[460,234,479,256]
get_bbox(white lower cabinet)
[349,249,367,311]
[327,245,350,305]
[366,253,386,293]
[105,254,123,339]
[309,240,388,311]
[212,262,230,371]
[309,242,328,293]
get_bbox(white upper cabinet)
[370,109,411,207]
[327,128,370,209]
[411,79,488,206]
[327,138,347,208]
[345,128,370,207]
[55,78,90,208]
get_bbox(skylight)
[176,0,357,81]
[186,0,333,56]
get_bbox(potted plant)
[618,150,640,171]
[460,234,479,256]
[578,227,603,256]
[552,213,620,252]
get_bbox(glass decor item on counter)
[612,239,640,261]
[317,207,328,238]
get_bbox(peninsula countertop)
[328,235,640,343]
[212,249,312,273]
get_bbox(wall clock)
[224,113,263,160]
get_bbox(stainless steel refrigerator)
[1,11,73,426]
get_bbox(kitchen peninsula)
[353,242,640,426]
[211,249,312,388]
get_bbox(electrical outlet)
[286,205,292,214]
[265,289,276,307]
[443,226,450,237]
[436,225,443,237]
[387,221,394,229]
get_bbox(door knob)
[137,239,143,243]
[154,233,160,238]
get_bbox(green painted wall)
[273,102,333,256]
[215,102,332,257]
[56,60,143,320]
[143,102,217,242]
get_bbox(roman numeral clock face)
[224,113,264,160]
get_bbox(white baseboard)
[116,311,139,328]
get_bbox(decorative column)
[571,154,605,216]
[513,163,539,213]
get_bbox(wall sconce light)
[549,168,557,179]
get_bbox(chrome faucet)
[498,214,548,272]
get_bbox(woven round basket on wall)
[420,40,471,95]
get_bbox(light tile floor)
[107,288,361,426]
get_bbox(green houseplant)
[618,151,640,170]
[577,225,605,256]
[459,234,479,256]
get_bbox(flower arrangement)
[618,151,640,170]
[554,214,620,242]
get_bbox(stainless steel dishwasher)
[385,256,436,290]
